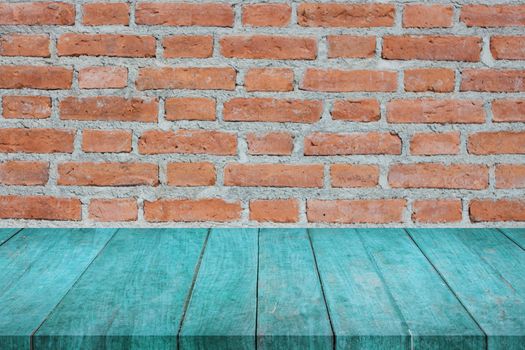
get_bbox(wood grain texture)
[0,228,116,350]
[500,228,525,250]
[0,228,21,245]
[180,228,258,350]
[257,228,332,350]
[311,228,484,349]
[409,228,525,350]
[34,228,207,350]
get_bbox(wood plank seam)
[255,228,260,350]
[0,228,23,247]
[28,228,120,350]
[404,229,489,349]
[176,228,212,348]
[498,229,525,251]
[306,228,336,350]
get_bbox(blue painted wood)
[0,228,116,350]
[409,228,525,350]
[180,228,258,350]
[257,228,333,350]
[34,228,208,350]
[500,228,525,250]
[0,228,21,245]
[310,228,485,349]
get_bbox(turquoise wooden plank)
[180,228,258,350]
[0,228,21,245]
[409,228,525,350]
[310,228,485,350]
[257,228,332,350]
[500,228,525,250]
[0,228,116,350]
[34,228,208,350]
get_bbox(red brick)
[139,130,237,155]
[144,199,241,222]
[223,98,322,123]
[0,161,48,186]
[404,68,455,93]
[304,132,401,155]
[244,68,294,92]
[383,36,481,62]
[250,199,299,223]
[0,128,74,153]
[331,99,380,122]
[58,34,155,57]
[58,162,158,186]
[307,199,406,224]
[403,4,453,28]
[387,99,484,124]
[0,196,81,221]
[470,199,525,222]
[224,163,323,188]
[301,69,397,92]
[78,67,127,89]
[167,162,216,187]
[60,97,157,122]
[330,164,379,188]
[461,70,525,92]
[136,3,234,27]
[163,35,213,58]
[2,96,51,119]
[410,132,460,155]
[461,5,525,27]
[468,131,525,154]
[89,198,137,222]
[413,200,462,223]
[0,34,50,57]
[492,100,525,122]
[83,3,129,25]
[82,129,132,153]
[136,67,236,90]
[0,66,72,89]
[220,35,317,60]
[0,2,75,25]
[243,4,291,27]
[491,36,525,60]
[389,163,488,189]
[327,35,376,58]
[298,3,395,28]
[496,164,525,189]
[165,98,215,121]
[246,132,294,156]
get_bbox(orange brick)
[496,164,525,189]
[242,4,291,27]
[250,199,299,223]
[58,34,155,57]
[223,98,322,123]
[0,2,75,25]
[389,163,488,189]
[403,4,453,28]
[307,199,406,224]
[139,130,237,155]
[0,66,72,89]
[383,36,481,61]
[470,199,525,222]
[246,132,294,156]
[83,3,129,25]
[468,131,525,154]
[163,35,213,58]
[136,67,236,90]
[144,198,241,222]
[0,161,48,186]
[410,132,460,155]
[331,99,380,122]
[404,68,455,92]
[305,132,401,155]
[298,3,395,28]
[491,36,525,60]
[167,162,216,187]
[492,100,525,122]
[0,128,74,153]
[78,67,127,89]
[301,69,397,92]
[165,98,216,121]
[0,34,50,57]
[82,129,132,153]
[0,196,81,221]
[244,68,294,92]
[461,69,525,92]
[413,200,462,223]
[136,3,233,27]
[60,97,157,122]
[224,163,323,188]
[387,99,485,124]
[220,35,317,60]
[89,198,137,222]
[461,5,525,27]
[327,35,376,58]
[330,164,379,188]
[2,96,51,119]
[58,162,158,186]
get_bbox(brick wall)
[0,1,524,227]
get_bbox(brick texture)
[0,1,523,226]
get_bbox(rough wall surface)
[0,0,524,227]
